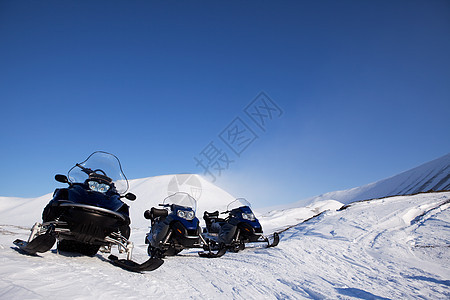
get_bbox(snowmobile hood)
[68,184,127,212]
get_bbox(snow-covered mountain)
[259,153,450,231]
[2,153,448,230]
[299,152,450,206]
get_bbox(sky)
[0,0,449,208]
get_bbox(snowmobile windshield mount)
[67,151,129,194]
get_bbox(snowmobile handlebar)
[76,164,111,182]
[76,163,94,175]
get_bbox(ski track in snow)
[1,192,449,299]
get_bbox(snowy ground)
[0,191,448,299]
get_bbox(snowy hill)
[297,152,450,206]
[259,153,450,231]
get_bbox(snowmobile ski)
[266,232,280,248]
[13,233,56,255]
[108,254,164,272]
[198,246,227,258]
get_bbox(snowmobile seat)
[204,211,219,218]
[204,211,221,229]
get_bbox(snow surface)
[0,171,449,299]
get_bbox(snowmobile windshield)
[163,192,197,212]
[67,151,129,194]
[227,198,252,211]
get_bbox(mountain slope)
[300,152,450,206]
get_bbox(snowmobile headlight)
[97,183,110,193]
[186,210,195,221]
[177,210,186,219]
[177,209,195,221]
[88,181,98,191]
[242,213,255,221]
[88,181,110,193]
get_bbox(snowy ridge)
[258,153,449,230]
[298,152,450,206]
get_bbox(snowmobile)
[199,198,279,257]
[144,192,204,258]
[13,151,163,272]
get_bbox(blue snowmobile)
[199,198,279,257]
[144,192,204,258]
[14,151,163,272]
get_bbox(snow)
[258,199,344,233]
[0,170,449,299]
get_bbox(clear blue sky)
[1,0,449,207]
